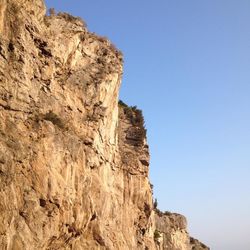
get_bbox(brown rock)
[0,0,209,249]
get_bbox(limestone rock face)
[190,237,210,250]
[155,212,190,250]
[0,1,209,249]
[154,212,209,250]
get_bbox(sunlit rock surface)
[0,1,209,249]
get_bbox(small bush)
[154,230,161,240]
[163,211,172,216]
[118,100,128,108]
[125,106,145,128]
[153,198,158,209]
[49,8,56,16]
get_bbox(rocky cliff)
[154,211,209,250]
[0,0,209,249]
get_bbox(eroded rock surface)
[0,1,209,249]
[154,211,209,250]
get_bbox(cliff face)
[154,211,209,250]
[0,1,209,249]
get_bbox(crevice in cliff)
[0,103,32,113]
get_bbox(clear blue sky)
[45,1,250,249]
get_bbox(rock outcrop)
[0,0,209,249]
[154,211,209,250]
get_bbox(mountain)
[0,1,209,249]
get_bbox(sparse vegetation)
[154,230,161,240]
[119,100,146,146]
[119,100,146,130]
[49,8,56,16]
[58,12,87,27]
[153,198,158,209]
[154,207,173,217]
[97,36,109,44]
[163,211,172,216]
[43,111,64,129]
[118,100,128,108]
